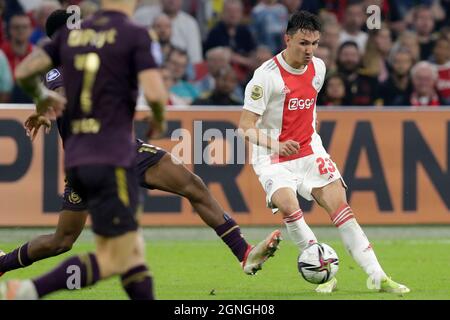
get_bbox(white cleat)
[315,277,337,293]
[242,230,282,275]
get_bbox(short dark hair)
[286,10,321,36]
[45,9,71,38]
[337,41,359,56]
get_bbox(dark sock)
[214,214,250,262]
[0,242,33,273]
[32,253,100,298]
[121,265,155,300]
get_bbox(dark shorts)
[135,141,166,189]
[65,165,140,237]
[62,178,88,212]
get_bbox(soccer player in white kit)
[239,11,409,294]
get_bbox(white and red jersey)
[243,52,326,163]
[436,61,450,100]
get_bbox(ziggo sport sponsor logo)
[288,98,315,110]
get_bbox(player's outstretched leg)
[312,180,410,294]
[0,231,152,300]
[0,211,87,277]
[270,188,337,293]
[142,153,281,275]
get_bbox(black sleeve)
[134,27,157,73]
[42,29,63,67]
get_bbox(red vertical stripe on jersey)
[271,56,317,163]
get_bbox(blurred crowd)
[0,0,449,107]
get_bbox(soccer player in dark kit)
[0,4,281,299]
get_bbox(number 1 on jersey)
[74,52,100,114]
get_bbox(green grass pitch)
[0,226,449,300]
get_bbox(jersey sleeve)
[243,68,272,115]
[313,57,326,92]
[42,29,63,67]
[134,27,157,73]
[44,68,64,90]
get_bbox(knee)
[276,204,301,218]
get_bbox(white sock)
[332,204,386,284]
[283,209,317,252]
[16,280,38,300]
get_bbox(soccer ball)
[297,243,339,284]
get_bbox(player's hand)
[277,140,300,157]
[24,112,52,141]
[35,90,66,117]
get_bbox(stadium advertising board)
[0,107,449,226]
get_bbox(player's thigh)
[141,153,202,196]
[271,188,301,217]
[298,152,347,212]
[57,178,89,241]
[255,161,298,213]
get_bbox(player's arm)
[138,69,168,139]
[15,48,66,116]
[238,110,299,157]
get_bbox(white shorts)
[253,146,346,212]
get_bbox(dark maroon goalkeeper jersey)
[43,10,157,168]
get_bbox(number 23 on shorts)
[316,157,336,175]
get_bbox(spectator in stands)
[1,13,35,103]
[250,0,288,54]
[412,5,438,60]
[336,41,379,106]
[152,13,175,63]
[409,61,443,106]
[339,0,368,53]
[315,45,336,74]
[182,0,226,40]
[361,24,392,83]
[195,46,244,102]
[379,47,414,106]
[0,0,6,46]
[30,0,61,45]
[243,44,272,86]
[440,26,450,42]
[166,47,200,104]
[391,31,421,63]
[1,13,33,76]
[318,73,347,106]
[321,21,341,66]
[2,0,24,25]
[203,0,257,79]
[281,0,302,15]
[0,49,13,102]
[432,36,450,104]
[389,0,445,36]
[192,66,242,106]
[137,65,186,107]
[441,0,450,26]
[134,0,203,64]
[160,66,186,106]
